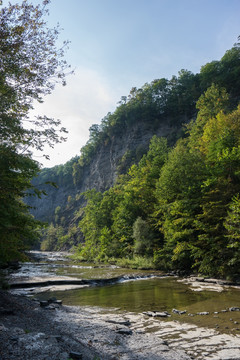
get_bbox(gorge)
[24,40,240,281]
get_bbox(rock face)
[76,120,175,192]
[28,118,179,224]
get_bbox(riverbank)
[0,290,189,360]
[2,252,240,359]
[1,290,240,360]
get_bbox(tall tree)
[0,0,71,263]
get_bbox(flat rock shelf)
[3,252,240,359]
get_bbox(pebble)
[172,309,187,315]
[197,312,209,315]
[142,311,170,317]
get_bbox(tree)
[154,139,206,271]
[133,217,155,256]
[0,0,71,263]
[224,195,240,277]
[191,105,240,276]
[0,0,70,154]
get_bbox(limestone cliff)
[27,118,181,224]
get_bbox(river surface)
[8,251,240,336]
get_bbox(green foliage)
[72,71,201,185]
[0,0,70,263]
[199,37,240,107]
[73,90,240,278]
[70,40,240,187]
[115,256,155,270]
[153,85,240,277]
[224,195,240,278]
[74,136,168,261]
[40,38,240,279]
[133,217,155,256]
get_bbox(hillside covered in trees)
[33,39,240,280]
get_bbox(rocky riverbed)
[2,252,240,359]
[0,290,189,360]
[1,289,240,360]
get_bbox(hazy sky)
[5,0,240,167]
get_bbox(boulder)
[172,309,187,315]
[197,312,209,315]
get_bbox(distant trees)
[0,0,71,263]
[70,82,240,279]
[38,38,240,279]
[73,39,240,186]
[72,71,201,184]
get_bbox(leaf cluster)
[0,0,71,263]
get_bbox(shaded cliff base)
[1,291,240,359]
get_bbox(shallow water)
[38,276,239,305]
[37,277,240,334]
[10,251,240,335]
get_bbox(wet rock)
[45,304,58,310]
[52,335,62,342]
[0,307,14,315]
[48,298,62,305]
[8,261,21,270]
[153,311,170,318]
[40,301,49,307]
[106,319,131,326]
[12,327,25,335]
[204,278,218,284]
[48,297,57,303]
[229,307,240,311]
[172,309,187,315]
[0,324,8,332]
[54,300,62,305]
[142,311,170,318]
[116,328,133,335]
[69,351,83,359]
[40,299,62,308]
[197,312,209,315]
[143,311,154,317]
[10,336,18,342]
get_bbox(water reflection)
[37,278,227,313]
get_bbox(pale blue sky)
[3,0,240,167]
[49,0,239,88]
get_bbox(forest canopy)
[70,84,240,279]
[41,37,240,280]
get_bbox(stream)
[7,251,240,337]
